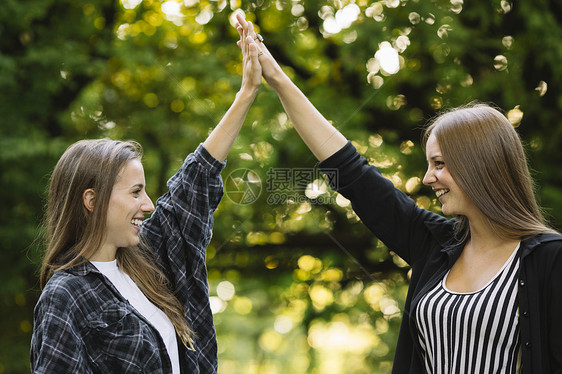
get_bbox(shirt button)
[519,280,525,286]
[523,311,529,317]
[525,342,531,349]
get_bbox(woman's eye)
[133,189,141,195]
[435,161,445,168]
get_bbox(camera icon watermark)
[224,167,339,206]
[224,168,262,205]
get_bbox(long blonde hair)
[41,138,195,349]
[423,103,557,242]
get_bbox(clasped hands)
[234,12,284,91]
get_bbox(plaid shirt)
[31,144,225,373]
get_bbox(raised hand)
[237,13,262,94]
[235,12,284,90]
[234,12,348,161]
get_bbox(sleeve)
[319,141,448,265]
[31,286,92,374]
[548,244,562,373]
[140,143,225,293]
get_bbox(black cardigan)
[319,142,562,373]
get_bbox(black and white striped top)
[415,243,521,373]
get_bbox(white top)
[415,243,522,373]
[91,260,180,374]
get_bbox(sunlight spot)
[367,73,384,89]
[437,24,452,39]
[336,193,350,207]
[292,3,305,16]
[500,0,512,13]
[195,7,213,25]
[170,99,184,112]
[162,1,183,25]
[502,35,514,49]
[425,13,435,25]
[375,42,400,75]
[450,0,463,14]
[535,81,547,96]
[265,256,279,269]
[309,284,334,310]
[162,1,181,16]
[387,94,407,110]
[366,58,380,73]
[233,297,253,314]
[430,96,443,110]
[274,315,294,334]
[322,16,341,34]
[298,255,322,272]
[408,12,421,24]
[369,134,383,147]
[507,105,523,127]
[336,4,360,28]
[460,74,473,87]
[395,35,410,52]
[209,296,226,314]
[143,93,159,108]
[217,281,235,301]
[385,0,400,8]
[494,55,508,71]
[20,320,32,333]
[322,4,360,35]
[305,180,327,199]
[366,3,384,18]
[259,330,283,352]
[121,0,142,10]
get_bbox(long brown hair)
[41,138,195,349]
[423,103,557,242]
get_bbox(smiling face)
[423,133,476,218]
[97,158,155,261]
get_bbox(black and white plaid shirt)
[31,144,225,373]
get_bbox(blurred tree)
[1,0,561,373]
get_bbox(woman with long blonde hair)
[235,13,562,374]
[31,24,262,373]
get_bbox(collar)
[519,232,562,258]
[424,218,465,266]
[64,259,102,277]
[423,218,561,260]
[423,218,458,250]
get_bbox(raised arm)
[202,18,262,162]
[235,13,347,162]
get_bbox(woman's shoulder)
[39,266,102,309]
[522,232,562,261]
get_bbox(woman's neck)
[467,215,518,254]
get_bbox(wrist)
[266,69,291,91]
[236,85,259,101]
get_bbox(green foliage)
[1,0,561,372]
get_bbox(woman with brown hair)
[30,24,262,373]
[235,14,562,374]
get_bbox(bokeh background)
[1,0,561,372]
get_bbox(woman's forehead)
[114,159,145,186]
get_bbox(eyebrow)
[426,154,443,163]
[130,183,145,189]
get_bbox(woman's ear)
[83,189,96,212]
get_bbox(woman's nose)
[422,168,436,186]
[142,193,155,214]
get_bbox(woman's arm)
[235,13,347,162]
[202,22,261,161]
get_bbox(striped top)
[415,243,521,373]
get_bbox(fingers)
[234,12,266,61]
[248,42,259,64]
